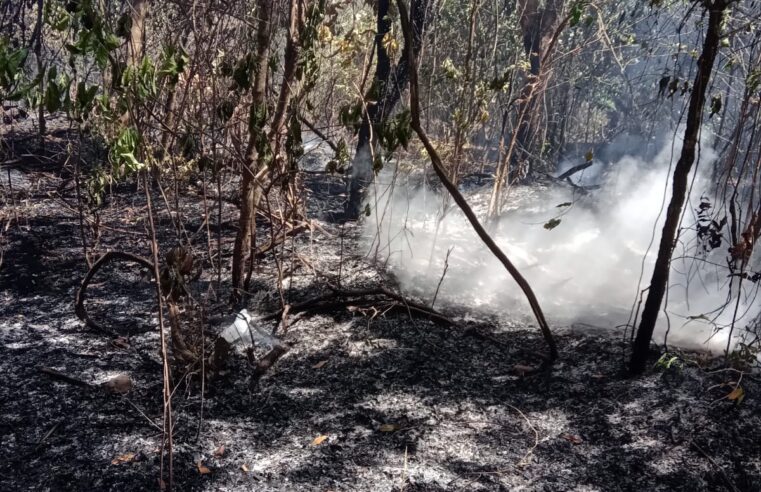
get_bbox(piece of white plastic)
[220,309,278,348]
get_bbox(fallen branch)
[38,366,93,388]
[74,251,154,335]
[250,344,290,383]
[261,283,456,331]
[299,115,339,152]
[254,221,311,259]
[556,160,594,180]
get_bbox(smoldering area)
[363,127,761,354]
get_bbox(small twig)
[299,115,339,152]
[506,403,540,467]
[690,440,741,492]
[38,366,93,388]
[143,171,174,489]
[431,246,453,309]
[20,420,63,459]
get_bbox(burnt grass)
[1,125,761,491]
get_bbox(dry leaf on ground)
[562,433,584,445]
[111,452,136,465]
[101,374,133,394]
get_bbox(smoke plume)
[363,128,761,353]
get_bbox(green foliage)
[748,68,761,94]
[109,127,143,175]
[285,111,304,163]
[0,38,29,98]
[441,58,461,80]
[63,5,120,71]
[544,218,562,230]
[115,12,132,38]
[158,45,189,85]
[232,52,256,91]
[326,139,350,174]
[570,1,589,28]
[45,0,73,32]
[298,0,326,93]
[248,102,272,164]
[121,56,157,101]
[377,109,412,154]
[654,353,683,371]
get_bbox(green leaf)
[232,53,254,90]
[6,47,29,73]
[543,218,561,230]
[45,82,61,113]
[570,2,587,27]
[120,152,144,171]
[76,82,98,116]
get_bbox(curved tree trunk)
[397,0,558,362]
[629,0,731,375]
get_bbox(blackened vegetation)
[2,124,761,492]
[696,197,726,255]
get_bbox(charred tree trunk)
[630,0,731,375]
[345,0,430,220]
[120,0,148,128]
[450,0,480,184]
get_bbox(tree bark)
[486,0,565,219]
[345,0,430,220]
[630,0,731,375]
[513,0,562,174]
[231,0,274,300]
[33,0,45,138]
[128,0,148,66]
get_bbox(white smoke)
[362,128,761,353]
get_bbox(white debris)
[219,309,279,348]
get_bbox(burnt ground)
[1,125,761,492]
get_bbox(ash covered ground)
[1,127,760,491]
